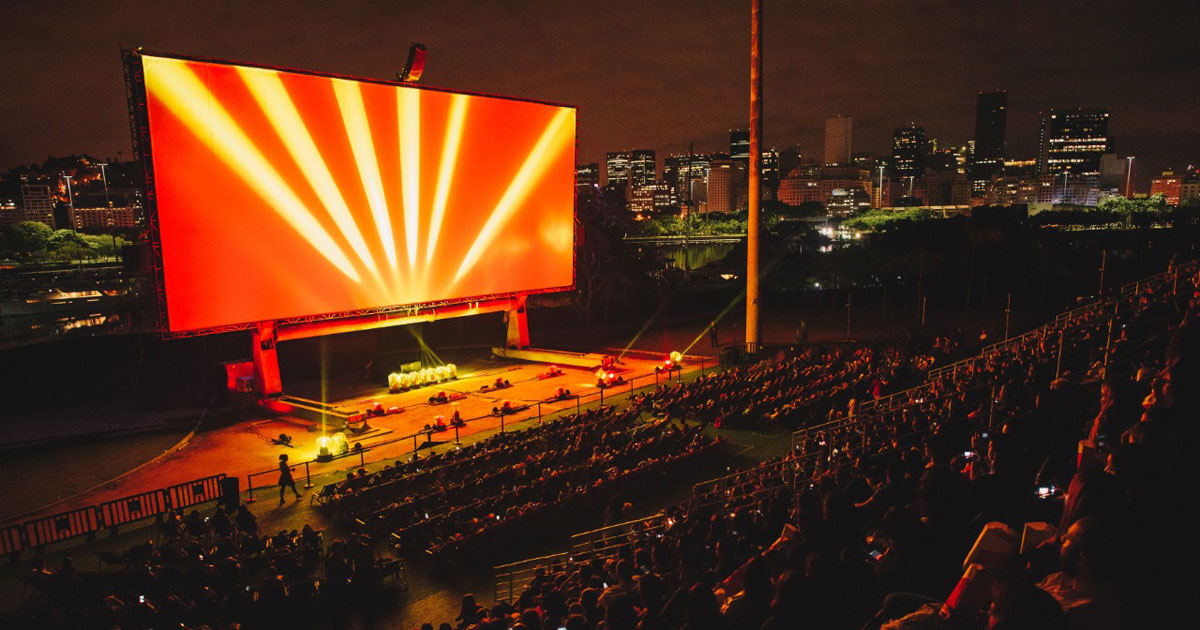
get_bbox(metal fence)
[24,505,101,548]
[494,512,669,603]
[98,489,170,530]
[167,474,227,511]
[0,525,24,557]
[0,472,227,561]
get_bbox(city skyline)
[1,1,1197,187]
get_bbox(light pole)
[745,0,762,354]
[1004,292,1012,341]
[98,163,117,259]
[1124,156,1135,197]
[61,173,76,231]
[877,165,886,208]
[845,292,852,341]
[98,163,111,205]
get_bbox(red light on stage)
[137,53,576,333]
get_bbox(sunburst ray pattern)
[141,55,575,333]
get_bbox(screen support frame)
[248,294,530,398]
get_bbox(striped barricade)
[99,489,169,530]
[167,474,226,510]
[25,506,100,548]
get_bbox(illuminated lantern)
[447,364,458,378]
[331,431,350,455]
[670,351,683,364]
[388,373,401,390]
[316,436,332,462]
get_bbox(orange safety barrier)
[167,474,226,510]
[25,506,100,548]
[0,525,25,556]
[99,489,169,529]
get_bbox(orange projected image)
[139,54,576,333]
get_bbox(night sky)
[2,0,1197,186]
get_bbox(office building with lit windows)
[576,163,600,191]
[1150,170,1184,205]
[761,149,779,188]
[1037,108,1110,176]
[663,153,710,200]
[628,150,656,187]
[891,124,927,177]
[605,151,630,189]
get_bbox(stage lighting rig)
[398,42,427,83]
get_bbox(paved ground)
[0,426,193,522]
[1,351,708,526]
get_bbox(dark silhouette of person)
[278,454,300,505]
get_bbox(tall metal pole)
[877,165,886,208]
[1098,249,1106,297]
[1124,156,1134,197]
[1004,292,1012,340]
[845,293,852,340]
[746,0,762,354]
[98,163,111,205]
[62,174,76,231]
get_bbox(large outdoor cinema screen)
[138,53,576,333]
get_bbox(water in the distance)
[639,241,739,271]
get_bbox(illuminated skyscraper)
[761,149,779,188]
[628,150,656,187]
[824,116,852,165]
[663,153,711,199]
[892,124,927,177]
[605,151,630,190]
[576,163,600,191]
[1037,108,1110,176]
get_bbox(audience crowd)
[439,261,1196,630]
[18,505,338,629]
[632,345,937,429]
[9,259,1195,630]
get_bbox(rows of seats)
[455,262,1196,630]
[633,345,938,429]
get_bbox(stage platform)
[8,349,712,524]
[272,350,677,437]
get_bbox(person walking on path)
[278,454,300,505]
